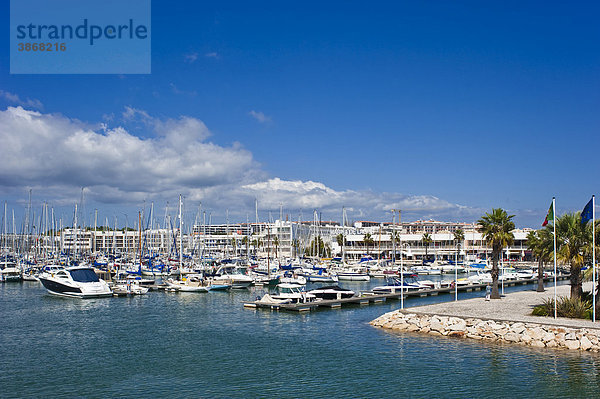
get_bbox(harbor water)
[1,279,599,398]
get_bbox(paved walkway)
[408,281,600,330]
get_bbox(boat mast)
[138,211,142,272]
[179,194,183,275]
[342,207,346,264]
[73,203,78,262]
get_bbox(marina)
[243,275,570,312]
[1,275,598,398]
[2,1,598,397]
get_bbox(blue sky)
[0,0,599,228]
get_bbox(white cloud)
[169,83,197,96]
[184,52,199,63]
[0,106,259,205]
[205,52,219,59]
[236,178,480,221]
[0,105,479,223]
[248,110,271,124]
[0,90,43,109]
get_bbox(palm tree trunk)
[570,263,582,300]
[537,259,545,292]
[595,278,600,317]
[490,250,501,299]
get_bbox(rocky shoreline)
[371,310,600,352]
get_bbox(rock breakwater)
[371,310,600,352]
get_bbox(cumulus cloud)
[0,106,259,205]
[236,178,480,221]
[0,90,43,109]
[0,105,479,222]
[248,110,271,124]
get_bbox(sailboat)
[164,195,209,292]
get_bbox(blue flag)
[581,197,594,226]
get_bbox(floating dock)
[243,275,570,312]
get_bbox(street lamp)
[400,243,410,310]
[455,242,461,301]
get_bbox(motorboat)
[111,280,149,296]
[334,267,371,281]
[516,269,536,280]
[499,268,519,281]
[211,265,253,289]
[279,271,307,285]
[265,283,316,304]
[308,285,355,300]
[467,271,492,284]
[372,274,430,294]
[38,266,112,298]
[439,263,466,274]
[0,264,23,282]
[165,275,209,292]
[299,267,339,283]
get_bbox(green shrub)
[532,295,593,320]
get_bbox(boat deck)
[242,275,570,312]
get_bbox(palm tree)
[421,233,432,264]
[251,237,262,256]
[291,239,300,258]
[454,228,464,264]
[527,229,552,292]
[273,236,280,260]
[477,208,515,299]
[553,212,591,300]
[390,231,400,261]
[363,233,374,255]
[230,238,237,256]
[241,236,249,257]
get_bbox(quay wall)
[371,310,600,352]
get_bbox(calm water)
[1,279,599,398]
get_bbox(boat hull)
[39,277,112,298]
[336,273,370,281]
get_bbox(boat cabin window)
[69,269,100,283]
[56,271,69,278]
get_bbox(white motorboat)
[266,283,316,304]
[467,271,492,284]
[165,275,210,292]
[279,271,307,285]
[516,269,536,279]
[334,267,371,281]
[499,268,519,281]
[111,281,149,296]
[38,266,112,298]
[0,266,23,282]
[372,274,430,294]
[308,285,355,300]
[211,265,253,288]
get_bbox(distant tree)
[305,236,331,258]
[230,238,237,256]
[363,233,374,256]
[273,236,280,259]
[421,233,432,264]
[453,228,464,264]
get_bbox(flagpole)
[553,197,557,320]
[593,195,596,322]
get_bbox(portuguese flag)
[542,201,554,227]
